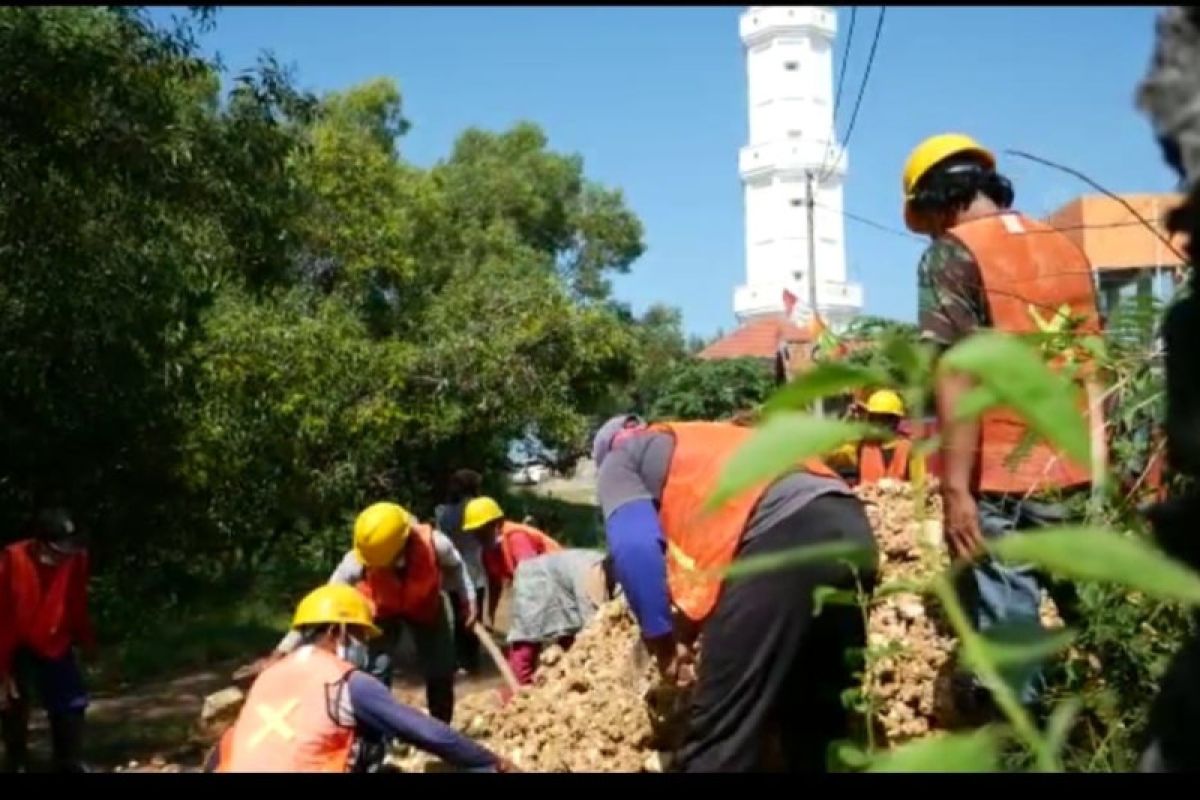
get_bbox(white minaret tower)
[734,6,863,327]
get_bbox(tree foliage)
[649,357,775,422]
[0,7,652,599]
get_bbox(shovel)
[471,621,521,695]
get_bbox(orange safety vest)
[483,521,562,586]
[859,439,913,483]
[653,421,842,622]
[217,646,356,773]
[355,523,442,626]
[949,212,1104,495]
[3,539,87,660]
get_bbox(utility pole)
[804,170,824,417]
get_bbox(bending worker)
[270,502,475,724]
[210,584,511,773]
[904,133,1104,707]
[1,509,94,773]
[460,496,561,628]
[592,414,878,772]
[504,550,615,689]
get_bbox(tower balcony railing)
[739,140,848,180]
[740,6,836,47]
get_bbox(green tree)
[650,357,776,421]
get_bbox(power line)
[815,200,1174,244]
[1006,148,1188,264]
[814,200,921,242]
[820,6,886,182]
[817,7,857,177]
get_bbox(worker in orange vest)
[267,503,475,724]
[905,133,1106,708]
[592,414,877,772]
[461,496,562,623]
[210,584,512,773]
[461,496,562,688]
[0,509,95,773]
[857,390,926,485]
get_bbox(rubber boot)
[1,704,30,773]
[426,676,455,724]
[48,712,89,773]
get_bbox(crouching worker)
[857,390,926,485]
[1,509,95,773]
[209,584,512,773]
[460,497,562,627]
[505,550,615,689]
[593,414,879,773]
[270,503,475,724]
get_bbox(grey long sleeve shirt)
[276,529,475,653]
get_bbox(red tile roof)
[698,314,812,361]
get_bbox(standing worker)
[210,584,512,773]
[435,469,487,675]
[592,414,878,772]
[0,509,95,773]
[904,133,1105,707]
[460,496,561,628]
[853,390,926,485]
[504,550,615,689]
[269,502,475,724]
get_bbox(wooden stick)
[471,621,522,694]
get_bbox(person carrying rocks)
[592,413,878,772]
[265,502,475,724]
[209,583,513,773]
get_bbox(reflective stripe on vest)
[4,539,85,660]
[217,646,356,773]
[859,439,913,483]
[949,212,1104,495]
[355,524,442,625]
[653,421,842,622]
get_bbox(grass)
[502,488,603,548]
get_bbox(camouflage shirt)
[916,237,989,348]
[916,237,1082,508]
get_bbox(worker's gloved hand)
[942,486,985,562]
[645,634,690,685]
[495,756,521,773]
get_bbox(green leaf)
[707,413,872,510]
[880,333,926,384]
[989,526,1200,606]
[868,728,1002,773]
[723,541,876,582]
[1045,698,1082,762]
[830,740,871,771]
[940,331,1090,465]
[974,622,1076,670]
[764,362,888,416]
[954,385,1000,420]
[813,585,858,615]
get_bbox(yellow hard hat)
[902,133,995,232]
[353,502,413,568]
[866,389,906,417]
[462,496,504,533]
[291,583,381,638]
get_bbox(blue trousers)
[954,495,1083,704]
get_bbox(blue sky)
[159,6,1176,338]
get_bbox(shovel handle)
[471,622,522,695]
